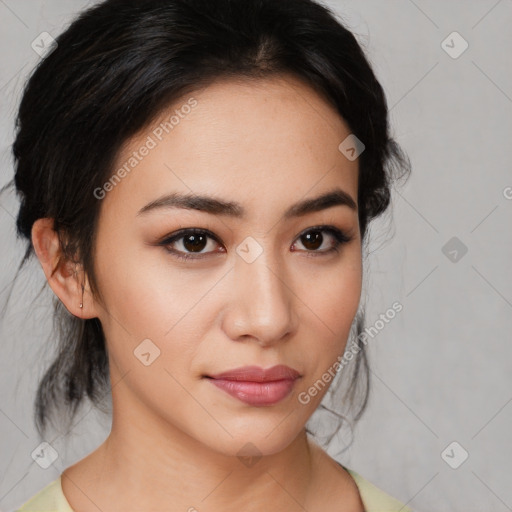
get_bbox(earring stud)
[79,283,84,309]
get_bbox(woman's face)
[89,74,362,456]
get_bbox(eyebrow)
[136,187,357,219]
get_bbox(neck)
[62,384,321,512]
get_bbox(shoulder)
[15,476,74,512]
[342,465,414,512]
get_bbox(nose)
[221,245,299,347]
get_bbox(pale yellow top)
[16,466,413,511]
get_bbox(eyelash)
[158,225,354,262]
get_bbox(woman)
[6,0,412,510]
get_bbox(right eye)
[159,228,225,261]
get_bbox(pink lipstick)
[205,365,301,406]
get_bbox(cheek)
[299,255,362,333]
[94,242,211,375]
[310,274,360,323]
[95,232,180,328]
[294,257,362,393]
[293,260,362,408]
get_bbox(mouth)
[203,365,301,406]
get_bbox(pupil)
[184,234,206,253]
[303,231,322,250]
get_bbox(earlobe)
[31,218,94,319]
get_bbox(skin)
[32,73,364,512]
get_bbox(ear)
[31,218,100,319]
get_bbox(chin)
[203,424,304,460]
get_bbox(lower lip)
[207,378,298,406]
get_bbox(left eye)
[292,227,351,254]
[159,226,353,261]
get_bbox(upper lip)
[206,365,301,382]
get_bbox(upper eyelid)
[163,227,220,243]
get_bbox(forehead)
[102,73,359,221]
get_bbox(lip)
[207,364,301,382]
[205,365,301,406]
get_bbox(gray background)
[1,1,511,511]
